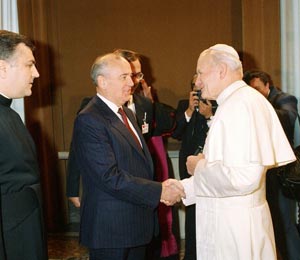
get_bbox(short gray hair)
[90,53,124,86]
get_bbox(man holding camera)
[172,74,216,260]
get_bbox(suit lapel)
[90,97,153,176]
[94,98,143,153]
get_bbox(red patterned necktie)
[118,108,142,149]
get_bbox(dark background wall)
[49,0,245,147]
[17,0,280,231]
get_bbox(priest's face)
[5,43,39,98]
[195,54,221,100]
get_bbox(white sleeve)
[192,159,265,198]
[184,111,192,122]
[180,176,196,206]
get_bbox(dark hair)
[190,74,197,90]
[0,30,35,60]
[113,49,140,63]
[243,70,273,86]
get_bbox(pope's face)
[195,55,220,100]
[5,43,39,98]
[103,58,134,107]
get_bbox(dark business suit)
[172,100,211,179]
[266,86,300,260]
[67,97,93,198]
[268,86,298,145]
[67,94,153,197]
[71,96,161,253]
[172,99,211,260]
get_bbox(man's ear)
[218,62,227,79]
[97,75,106,88]
[0,60,8,78]
[266,82,270,89]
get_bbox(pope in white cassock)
[181,44,296,260]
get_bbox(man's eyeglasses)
[132,72,144,80]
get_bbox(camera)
[193,90,201,99]
[193,90,206,102]
[193,90,207,110]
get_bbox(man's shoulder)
[77,97,110,122]
[133,93,152,105]
[269,87,297,104]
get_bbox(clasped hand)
[160,179,185,206]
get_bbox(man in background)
[243,69,300,260]
[0,30,47,259]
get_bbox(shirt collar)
[96,93,120,114]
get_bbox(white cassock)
[181,80,296,260]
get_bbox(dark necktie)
[118,108,142,149]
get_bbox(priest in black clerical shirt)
[0,30,47,259]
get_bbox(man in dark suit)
[243,70,300,260]
[66,95,153,208]
[67,50,154,208]
[172,75,216,260]
[67,49,179,259]
[71,52,184,259]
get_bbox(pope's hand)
[186,154,204,175]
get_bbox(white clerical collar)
[216,80,246,105]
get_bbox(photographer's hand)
[186,91,199,117]
[140,79,154,103]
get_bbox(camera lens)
[193,90,201,98]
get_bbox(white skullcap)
[209,44,239,60]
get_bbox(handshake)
[160,179,185,206]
